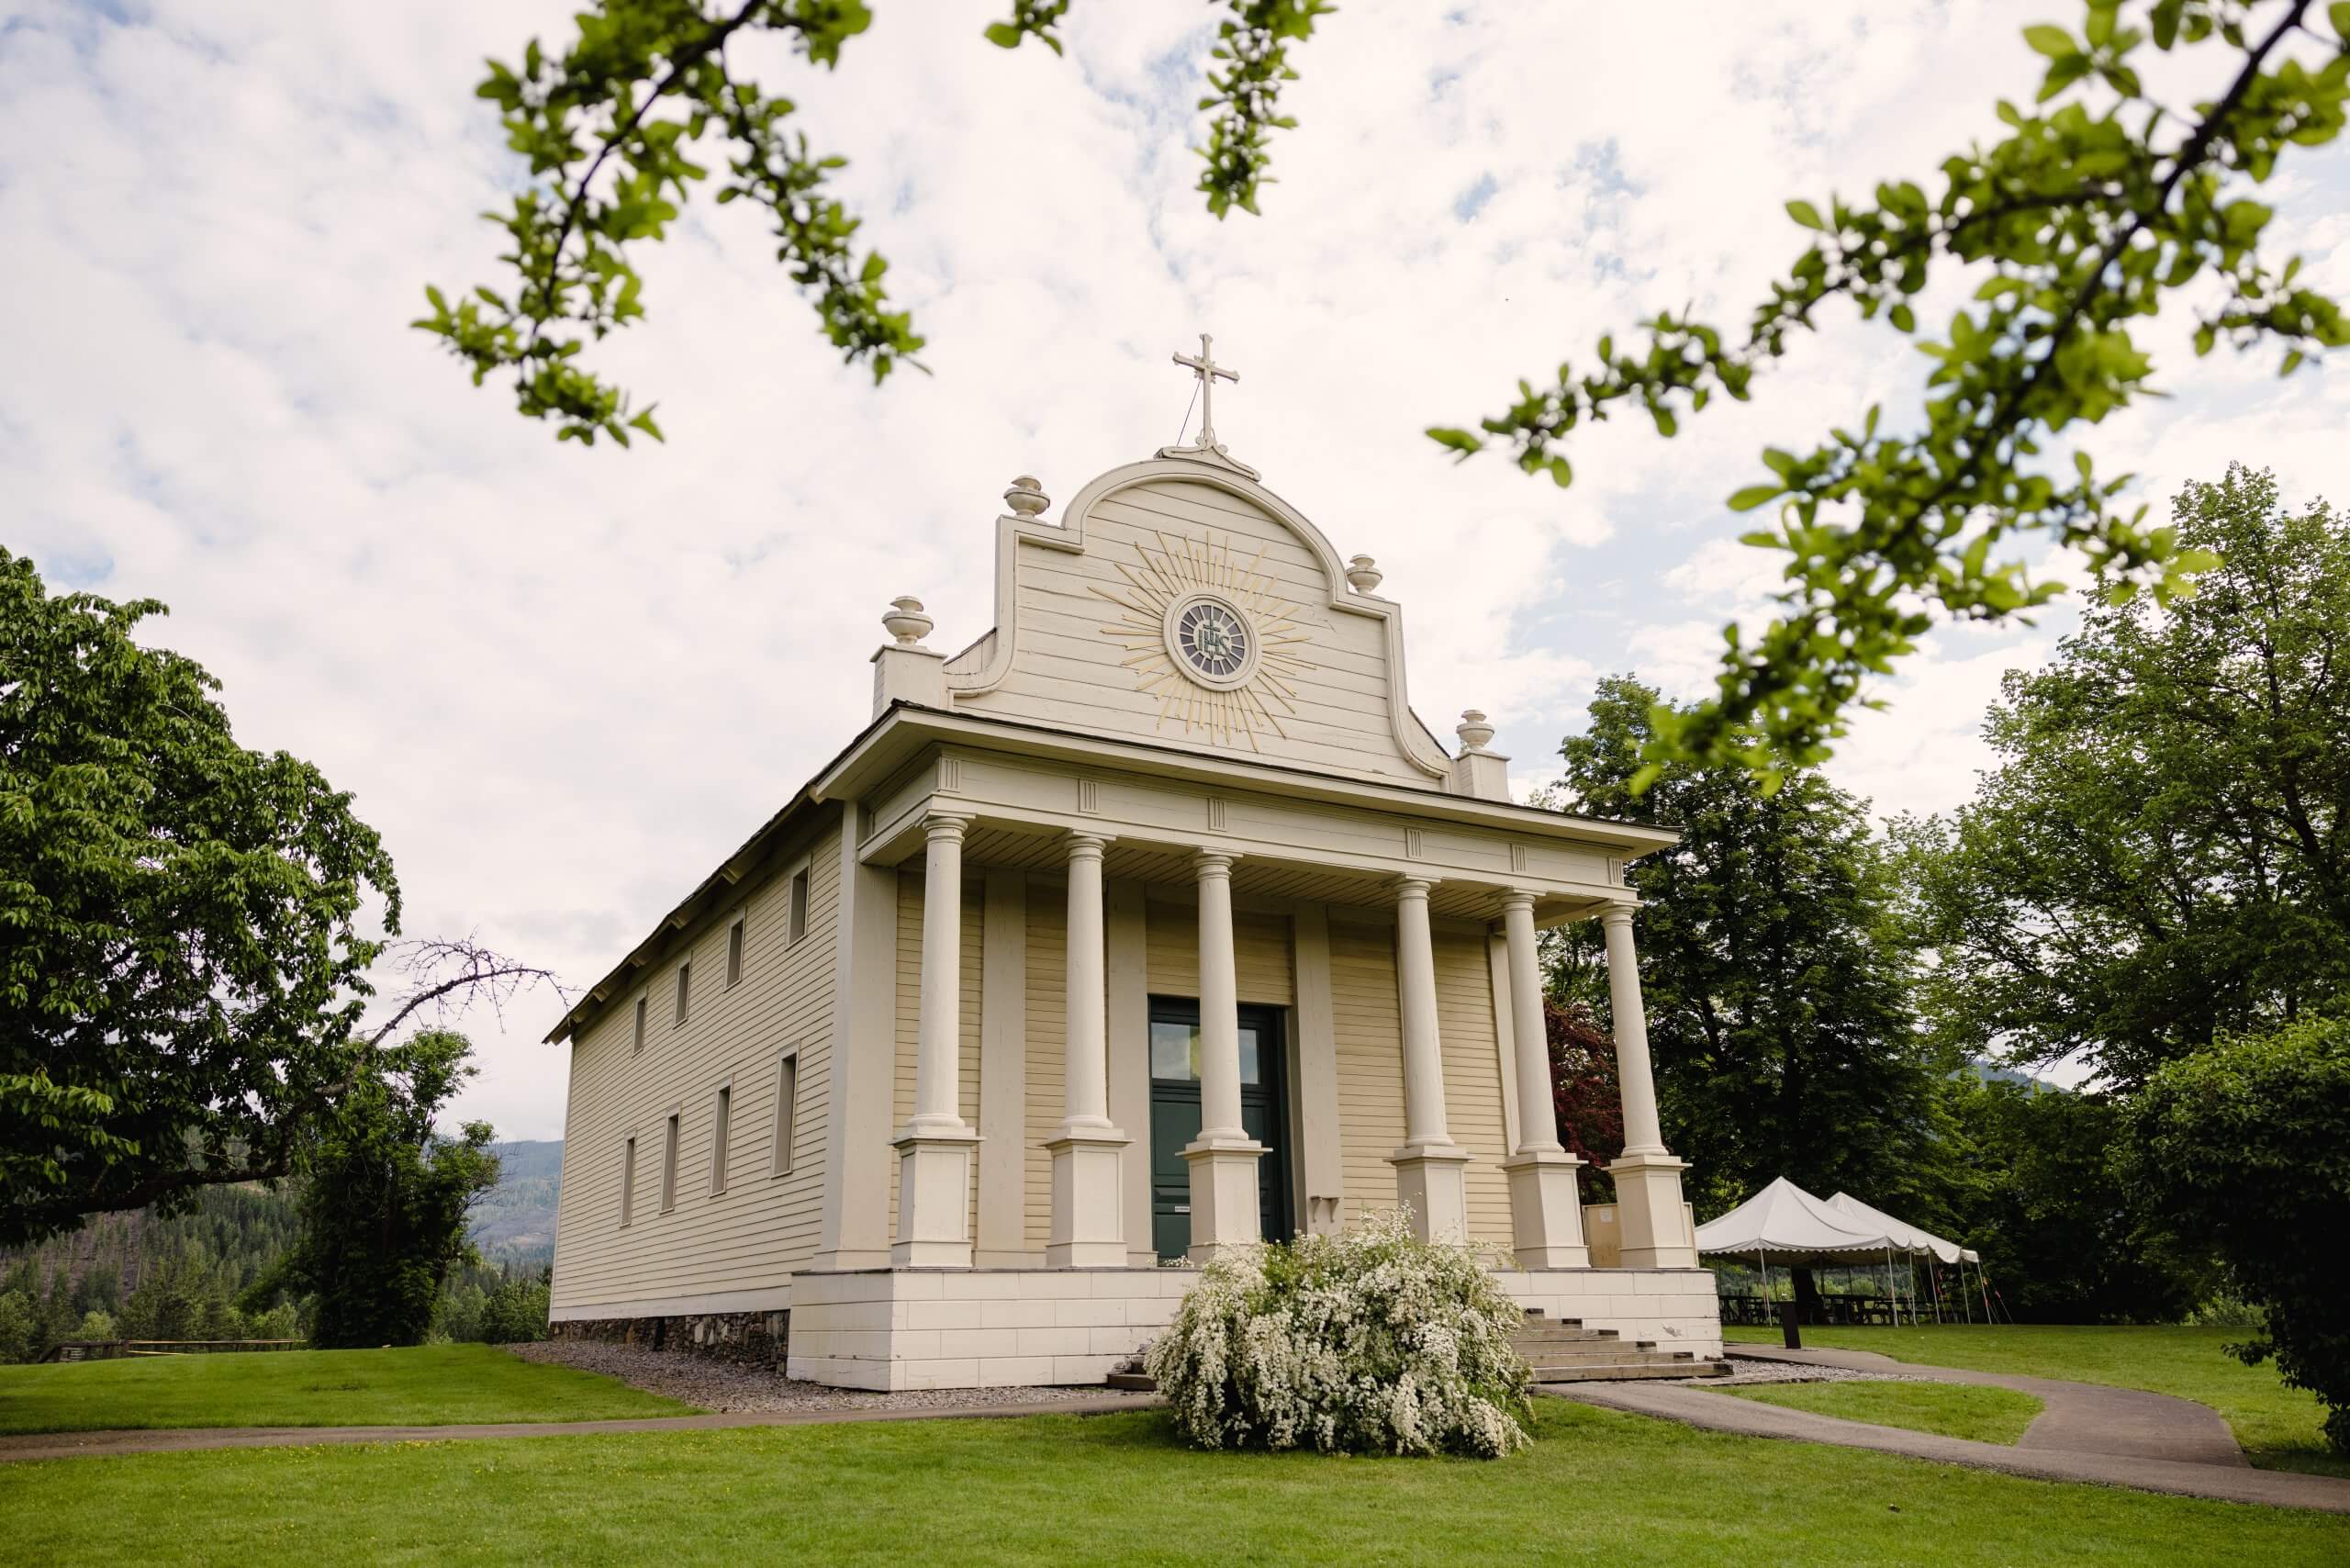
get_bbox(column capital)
[1192,848,1239,879]
[923,809,975,843]
[1392,873,1437,902]
[1064,829,1113,859]
[1600,902,1638,931]
[1496,888,1539,916]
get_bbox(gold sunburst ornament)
[1093,530,1315,748]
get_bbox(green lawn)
[0,1345,693,1435]
[1,1403,2342,1566]
[1722,1322,2345,1477]
[1721,1379,2043,1444]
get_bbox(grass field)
[0,1345,694,1435]
[1720,1380,2043,1444]
[3,1401,2344,1567]
[1721,1322,2345,1477]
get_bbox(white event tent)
[1695,1177,1994,1324]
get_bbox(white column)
[1047,832,1129,1267]
[1602,905,1665,1156]
[1184,850,1263,1259]
[1600,903,1695,1269]
[1388,877,1470,1242]
[1499,890,1587,1268]
[891,810,980,1268]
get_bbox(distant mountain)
[472,1140,563,1265]
[1966,1059,2067,1094]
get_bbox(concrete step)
[1105,1372,1157,1392]
[1530,1359,1734,1383]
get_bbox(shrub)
[1145,1207,1533,1458]
[2118,1015,2350,1450]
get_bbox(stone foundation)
[1495,1266,1722,1357]
[552,1308,790,1369]
[787,1266,1197,1391]
[776,1262,1721,1390]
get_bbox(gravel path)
[1695,1360,1915,1388]
[509,1339,1141,1414]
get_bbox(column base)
[1610,1149,1698,1269]
[1046,1126,1132,1268]
[890,1126,980,1269]
[1183,1132,1266,1260]
[1389,1142,1472,1243]
[1503,1148,1590,1269]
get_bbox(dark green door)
[1148,997,1291,1260]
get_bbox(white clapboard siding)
[961,477,1436,785]
[1022,890,1069,1250]
[1328,914,1408,1226]
[1434,926,1515,1248]
[1142,901,1296,1007]
[550,823,841,1316]
[888,870,986,1239]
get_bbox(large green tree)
[424,1,2349,780]
[1553,678,1938,1215]
[0,551,393,1246]
[0,552,554,1249]
[2119,1014,2350,1449]
[1897,465,2348,1090]
[252,1031,502,1349]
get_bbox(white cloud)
[5,0,2344,1137]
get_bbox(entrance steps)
[1510,1308,1732,1383]
[1100,1307,1729,1392]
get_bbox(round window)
[1165,594,1258,689]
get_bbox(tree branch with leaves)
[1433,0,2348,783]
[416,0,1332,445]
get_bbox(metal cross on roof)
[1173,333,1238,452]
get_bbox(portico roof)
[544,699,1679,1046]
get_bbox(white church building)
[545,344,1720,1389]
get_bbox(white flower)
[1148,1205,1532,1459]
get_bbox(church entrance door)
[1147,996,1291,1261]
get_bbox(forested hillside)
[0,1140,564,1362]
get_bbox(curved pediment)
[946,456,1451,787]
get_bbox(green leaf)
[1785,199,1825,230]
[1728,485,1787,512]
[1426,427,1485,455]
[983,22,1023,48]
[2022,24,2074,55]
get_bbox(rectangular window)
[711,1084,732,1194]
[620,1137,636,1227]
[725,917,744,989]
[771,1051,799,1177]
[674,960,691,1026]
[661,1114,680,1213]
[632,996,647,1054]
[788,868,810,946]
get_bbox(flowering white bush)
[1145,1207,1533,1458]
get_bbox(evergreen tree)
[1553,677,1937,1215]
[256,1031,501,1348]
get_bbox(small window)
[725,917,744,989]
[620,1137,637,1227]
[661,1114,680,1213]
[711,1084,732,1194]
[632,996,647,1054]
[674,960,691,1026]
[788,868,810,946]
[771,1051,800,1177]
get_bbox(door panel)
[1148,997,1290,1260]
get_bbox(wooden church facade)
[544,425,1719,1390]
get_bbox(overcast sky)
[6,1,2344,1138]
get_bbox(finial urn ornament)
[882,596,934,646]
[1003,476,1049,519]
[1456,710,1496,752]
[1346,554,1383,593]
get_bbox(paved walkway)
[1552,1346,2350,1514]
[0,1392,1162,1465]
